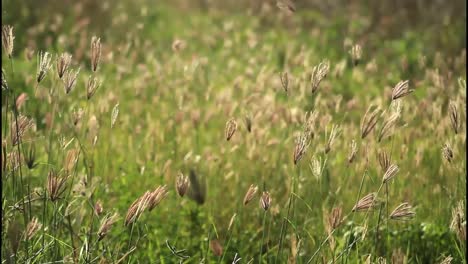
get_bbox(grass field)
[1,0,467,263]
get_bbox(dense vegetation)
[2,0,466,263]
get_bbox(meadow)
[1,0,467,263]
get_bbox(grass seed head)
[352,193,377,212]
[378,149,391,172]
[448,101,459,134]
[349,44,362,66]
[86,75,101,100]
[280,71,289,92]
[148,185,169,211]
[210,239,223,256]
[47,170,69,202]
[24,217,41,240]
[2,25,14,58]
[361,105,381,139]
[450,200,466,242]
[97,213,118,241]
[311,60,330,93]
[37,51,52,83]
[91,36,102,72]
[347,140,358,164]
[243,184,258,205]
[378,112,399,142]
[63,67,80,94]
[442,143,454,163]
[56,52,72,79]
[391,80,413,100]
[260,191,271,211]
[225,118,237,141]
[390,202,415,220]
[382,164,399,183]
[176,172,190,197]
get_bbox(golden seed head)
[382,164,399,183]
[95,200,104,216]
[361,105,381,139]
[10,115,34,146]
[260,191,271,211]
[97,213,118,241]
[72,108,84,126]
[148,185,169,211]
[349,44,362,65]
[352,193,377,212]
[56,52,72,79]
[277,0,296,13]
[124,191,152,226]
[37,51,52,83]
[86,75,102,100]
[391,80,413,100]
[325,124,340,154]
[448,101,459,134]
[439,256,453,264]
[442,143,454,163]
[47,170,69,202]
[326,207,343,233]
[172,39,186,52]
[2,25,14,58]
[63,67,80,94]
[243,184,258,206]
[280,71,289,92]
[24,217,42,240]
[176,172,190,197]
[91,36,102,72]
[450,200,466,242]
[225,118,237,141]
[293,133,309,165]
[378,149,391,172]
[378,112,399,142]
[347,140,358,164]
[311,60,330,93]
[390,202,415,220]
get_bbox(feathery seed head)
[349,44,362,65]
[243,184,258,205]
[176,172,190,197]
[225,118,237,141]
[378,112,399,142]
[2,25,14,58]
[86,75,101,100]
[442,143,454,163]
[63,67,80,94]
[352,193,378,212]
[391,80,413,100]
[311,60,330,93]
[47,170,69,202]
[124,191,152,226]
[260,191,271,211]
[148,185,169,211]
[97,213,118,241]
[361,105,381,139]
[91,36,102,72]
[450,200,466,242]
[56,53,72,79]
[325,124,340,154]
[390,202,415,220]
[24,217,41,240]
[382,164,399,183]
[448,101,459,134]
[280,71,289,92]
[95,200,104,216]
[37,51,52,83]
[347,140,358,164]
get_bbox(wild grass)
[1,0,466,263]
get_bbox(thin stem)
[259,210,267,264]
